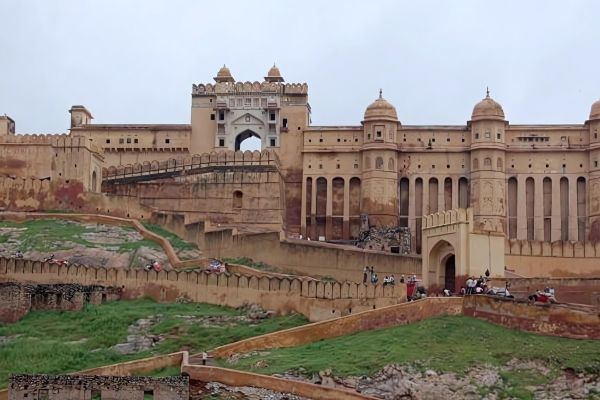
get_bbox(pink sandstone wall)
[0,258,407,322]
[182,365,377,400]
[211,298,464,358]
[491,277,600,306]
[462,295,600,339]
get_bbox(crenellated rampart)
[0,258,407,322]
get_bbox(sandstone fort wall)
[0,258,407,322]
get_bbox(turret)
[69,105,93,128]
[468,89,507,233]
[587,99,600,240]
[0,115,15,136]
[360,90,399,227]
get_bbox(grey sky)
[1,0,600,135]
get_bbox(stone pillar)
[516,175,527,240]
[343,177,350,240]
[300,176,307,237]
[408,177,417,252]
[569,177,578,241]
[325,177,333,239]
[310,177,317,240]
[452,177,459,210]
[551,176,562,242]
[423,177,430,215]
[438,176,445,212]
[534,177,544,241]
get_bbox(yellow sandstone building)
[2,64,600,287]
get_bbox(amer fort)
[1,65,599,400]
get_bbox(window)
[319,138,323,142]
[218,111,225,121]
[126,138,131,144]
[119,138,124,144]
[245,98,252,106]
[219,138,225,147]
[375,157,384,169]
[283,118,288,128]
[210,114,215,120]
[431,138,435,142]
[233,191,243,208]
[388,158,394,170]
[253,98,260,107]
[319,164,323,169]
[595,161,599,168]
[337,138,340,142]
[484,158,492,167]
[485,132,491,138]
[461,138,465,142]
[497,133,501,140]
[497,158,503,170]
[355,138,358,142]
[106,139,110,144]
[473,158,479,169]
[261,98,267,107]
[229,98,235,107]
[367,133,371,140]
[354,163,358,169]
[270,138,276,147]
[336,164,340,169]
[475,133,479,139]
[376,130,382,138]
[237,98,243,107]
[134,138,138,144]
[165,138,170,144]
[447,138,450,142]
[270,113,276,121]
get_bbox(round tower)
[360,90,399,227]
[588,99,600,241]
[469,89,507,233]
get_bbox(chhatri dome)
[214,65,235,83]
[471,88,505,121]
[364,89,398,121]
[265,63,284,82]
[589,99,600,120]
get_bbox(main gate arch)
[421,208,505,289]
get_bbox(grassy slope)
[0,299,307,388]
[222,315,600,377]
[141,223,198,252]
[0,219,160,253]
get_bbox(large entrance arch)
[235,130,261,151]
[420,208,505,290]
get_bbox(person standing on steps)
[363,266,369,284]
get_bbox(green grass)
[142,223,198,252]
[0,298,307,388]
[0,219,160,253]
[220,315,600,378]
[222,257,277,272]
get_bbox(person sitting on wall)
[475,286,484,294]
[443,288,451,297]
[400,274,405,283]
[465,277,473,294]
[371,272,379,284]
[383,276,390,286]
[459,286,466,296]
[389,275,395,285]
[363,266,369,284]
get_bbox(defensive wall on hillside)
[0,258,407,322]
[494,277,600,306]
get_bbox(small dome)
[214,65,235,83]
[265,64,284,82]
[364,90,398,121]
[590,99,600,120]
[471,90,505,121]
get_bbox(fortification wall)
[505,239,600,277]
[490,277,600,306]
[202,229,422,282]
[0,282,121,323]
[0,258,406,322]
[462,295,600,339]
[211,298,464,358]
[182,365,376,400]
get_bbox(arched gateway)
[421,208,505,290]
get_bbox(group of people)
[362,266,399,286]
[463,276,488,295]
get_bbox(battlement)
[422,208,472,229]
[102,149,281,179]
[0,134,102,154]
[193,81,308,96]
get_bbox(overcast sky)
[1,0,600,135]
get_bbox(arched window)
[484,157,492,168]
[472,158,479,169]
[497,158,503,170]
[91,170,97,192]
[233,190,243,209]
[388,158,395,171]
[375,157,384,169]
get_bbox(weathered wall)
[0,282,121,323]
[211,298,464,358]
[462,295,600,339]
[0,258,407,322]
[505,239,600,277]
[183,365,377,400]
[202,229,422,283]
[9,375,188,400]
[491,277,600,306]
